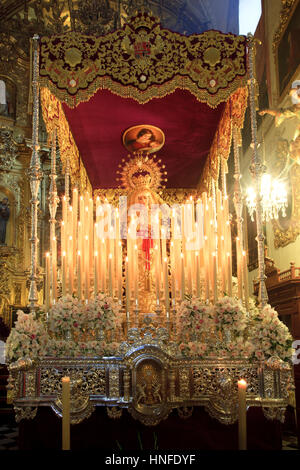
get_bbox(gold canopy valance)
[39,11,248,108]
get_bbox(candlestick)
[238,379,247,450]
[62,376,70,451]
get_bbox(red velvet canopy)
[62,88,225,189]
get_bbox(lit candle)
[118,241,122,303]
[242,250,249,310]
[68,235,73,294]
[108,253,113,297]
[180,252,185,301]
[62,251,66,296]
[134,244,138,308]
[170,241,176,302]
[196,251,200,297]
[164,257,169,315]
[94,251,98,296]
[62,376,70,451]
[155,244,160,306]
[227,252,232,297]
[51,236,57,302]
[125,256,130,313]
[212,249,218,303]
[45,252,50,311]
[238,379,247,450]
[236,237,243,301]
[84,235,89,300]
[77,250,82,301]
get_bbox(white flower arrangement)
[6,294,122,363]
[85,293,121,331]
[48,293,121,337]
[249,304,294,362]
[5,310,48,363]
[176,296,293,362]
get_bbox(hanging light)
[246,173,288,222]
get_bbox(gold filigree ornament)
[116,151,168,195]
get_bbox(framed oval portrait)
[123,125,165,154]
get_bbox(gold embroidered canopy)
[39,11,249,192]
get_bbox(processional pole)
[247,34,268,308]
[28,35,43,313]
[232,125,249,310]
[49,128,59,303]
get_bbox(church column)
[28,35,43,312]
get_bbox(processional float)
[6,12,293,432]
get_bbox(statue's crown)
[116,151,167,194]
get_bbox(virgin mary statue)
[117,150,168,313]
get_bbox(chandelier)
[246,173,288,222]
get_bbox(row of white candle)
[45,188,249,312]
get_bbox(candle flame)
[85,235,88,240]
[238,379,247,388]
[126,256,128,262]
[78,250,81,256]
[164,257,167,262]
[46,252,50,257]
[62,251,66,256]
[242,250,246,256]
[109,253,112,259]
[181,253,184,259]
[69,236,72,240]
[95,251,98,256]
[69,206,72,211]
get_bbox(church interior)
[0,0,300,452]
